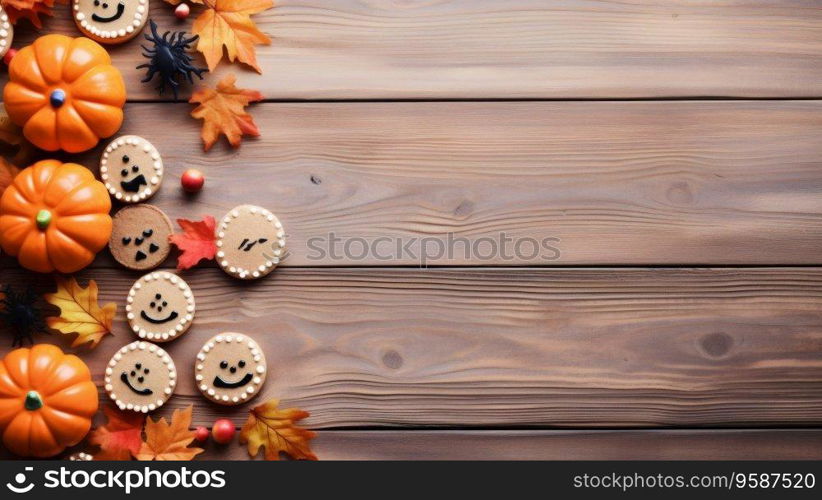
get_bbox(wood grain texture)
[11,100,822,266]
[204,429,822,460]
[3,0,822,100]
[2,267,822,428]
[7,429,822,460]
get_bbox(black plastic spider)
[0,284,45,347]
[137,20,207,101]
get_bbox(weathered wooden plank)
[2,267,822,428]
[205,429,822,460]
[8,429,822,460]
[12,100,822,266]
[3,0,822,100]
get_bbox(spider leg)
[140,67,157,82]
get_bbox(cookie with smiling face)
[195,333,267,405]
[73,0,149,44]
[126,271,195,342]
[105,341,177,412]
[0,7,13,59]
[109,205,173,270]
[216,205,286,280]
[100,135,163,203]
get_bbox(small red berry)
[194,426,209,442]
[3,48,17,66]
[181,168,205,193]
[211,419,236,444]
[175,3,190,20]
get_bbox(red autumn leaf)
[1,0,64,28]
[169,216,217,270]
[88,406,145,460]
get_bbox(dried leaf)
[190,74,262,151]
[192,0,273,73]
[0,103,23,146]
[1,0,64,28]
[240,399,317,460]
[89,406,145,461]
[169,216,217,270]
[0,157,20,200]
[44,276,116,349]
[136,406,204,461]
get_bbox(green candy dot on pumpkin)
[24,390,43,411]
[36,209,52,230]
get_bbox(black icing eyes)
[94,1,109,7]
[220,360,246,374]
[122,155,129,163]
[120,165,139,177]
[143,229,153,237]
[129,363,149,383]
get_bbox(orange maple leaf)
[192,0,273,73]
[189,74,262,151]
[0,157,20,200]
[136,406,204,461]
[1,0,65,28]
[240,399,317,460]
[89,406,146,460]
[169,216,217,270]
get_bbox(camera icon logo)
[6,467,34,494]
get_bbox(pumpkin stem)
[36,209,52,230]
[24,390,43,411]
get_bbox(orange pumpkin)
[0,160,112,273]
[0,344,98,457]
[2,34,126,153]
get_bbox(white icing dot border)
[216,205,285,280]
[195,333,267,405]
[104,340,177,413]
[73,0,148,43]
[125,271,196,342]
[0,8,12,56]
[100,135,163,203]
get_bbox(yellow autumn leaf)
[240,399,317,460]
[44,276,116,348]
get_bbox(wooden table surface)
[2,0,822,460]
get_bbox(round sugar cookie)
[105,341,177,412]
[216,205,285,280]
[195,333,267,405]
[126,271,195,342]
[0,7,13,59]
[73,0,148,44]
[100,135,163,203]
[109,205,173,270]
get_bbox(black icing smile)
[121,372,153,395]
[121,174,147,193]
[140,310,178,324]
[213,373,253,389]
[92,2,125,23]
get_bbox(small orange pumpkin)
[0,159,112,273]
[3,34,126,153]
[0,344,98,457]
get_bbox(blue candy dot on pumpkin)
[50,89,66,108]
